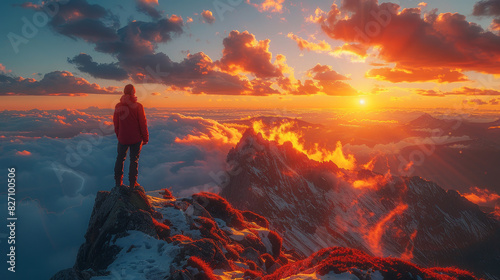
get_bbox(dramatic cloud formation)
[366,67,469,83]
[219,30,283,78]
[0,71,121,96]
[23,0,183,78]
[68,53,128,81]
[316,0,500,82]
[416,87,500,97]
[18,0,359,97]
[201,10,216,24]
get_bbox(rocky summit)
[51,182,481,280]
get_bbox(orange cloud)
[201,10,215,24]
[290,79,322,95]
[0,63,11,73]
[307,64,350,81]
[287,33,332,52]
[463,187,500,205]
[249,0,286,13]
[287,64,358,96]
[333,43,369,59]
[366,67,469,83]
[135,0,161,18]
[16,150,32,156]
[306,7,327,24]
[463,98,488,106]
[174,114,242,148]
[319,1,500,75]
[416,87,500,97]
[252,120,356,169]
[219,30,283,78]
[287,33,368,60]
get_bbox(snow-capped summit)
[51,182,482,280]
[221,128,500,279]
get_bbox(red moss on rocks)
[171,234,193,244]
[160,188,174,199]
[186,256,218,280]
[267,230,282,259]
[192,192,247,230]
[241,211,270,228]
[152,218,170,240]
[264,247,479,280]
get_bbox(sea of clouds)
[0,108,244,279]
[0,107,497,279]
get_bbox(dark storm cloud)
[68,53,128,81]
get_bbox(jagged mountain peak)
[221,131,500,279]
[51,184,483,280]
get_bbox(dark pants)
[114,141,142,185]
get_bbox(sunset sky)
[1,0,500,110]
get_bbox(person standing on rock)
[113,84,149,188]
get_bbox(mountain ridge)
[220,128,500,279]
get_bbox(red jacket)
[113,94,149,145]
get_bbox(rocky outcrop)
[51,185,163,279]
[50,186,302,279]
[51,182,481,280]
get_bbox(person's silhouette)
[113,84,149,188]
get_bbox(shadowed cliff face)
[51,182,481,280]
[220,129,500,279]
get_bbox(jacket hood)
[120,94,138,105]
